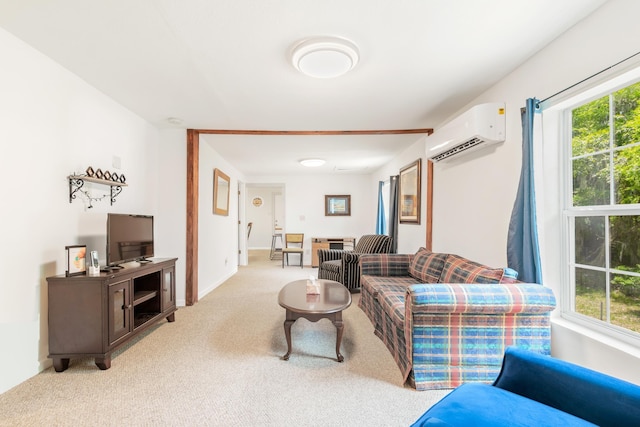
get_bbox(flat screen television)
[106,213,154,267]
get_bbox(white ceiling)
[0,0,607,175]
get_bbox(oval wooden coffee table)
[278,279,352,362]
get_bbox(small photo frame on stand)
[66,245,87,277]
[88,250,100,276]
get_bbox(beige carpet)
[0,250,449,426]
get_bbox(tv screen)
[107,214,154,266]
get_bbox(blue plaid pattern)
[358,251,556,390]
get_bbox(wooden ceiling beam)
[196,128,433,136]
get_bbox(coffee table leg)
[282,317,295,361]
[333,312,345,362]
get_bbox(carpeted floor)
[0,250,450,426]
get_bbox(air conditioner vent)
[426,102,506,163]
[430,137,483,162]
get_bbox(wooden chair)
[282,233,304,268]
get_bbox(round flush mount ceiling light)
[166,117,183,126]
[291,37,359,78]
[300,158,326,167]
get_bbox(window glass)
[614,146,640,204]
[613,81,640,148]
[572,154,609,206]
[574,267,606,320]
[610,215,640,272]
[609,272,640,333]
[566,76,640,339]
[572,95,609,156]
[575,216,606,267]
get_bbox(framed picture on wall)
[213,168,230,216]
[399,159,421,224]
[325,195,351,216]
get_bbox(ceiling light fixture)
[300,158,326,167]
[291,37,359,79]
[167,117,183,126]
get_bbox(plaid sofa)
[358,248,556,391]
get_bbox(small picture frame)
[213,168,231,216]
[325,195,351,216]
[88,250,100,276]
[90,250,99,269]
[66,245,87,277]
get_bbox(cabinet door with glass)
[162,266,176,315]
[108,279,132,346]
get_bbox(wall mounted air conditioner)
[426,102,506,162]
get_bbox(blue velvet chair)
[411,346,640,427]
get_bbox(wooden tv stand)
[47,258,177,372]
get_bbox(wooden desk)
[311,237,356,267]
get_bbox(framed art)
[213,168,230,216]
[66,245,87,277]
[399,159,421,224]
[325,195,351,216]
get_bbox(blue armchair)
[412,346,640,426]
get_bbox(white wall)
[431,0,640,383]
[371,136,428,254]
[198,141,244,298]
[0,27,172,393]
[245,174,376,263]
[156,129,187,305]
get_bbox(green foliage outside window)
[571,81,640,333]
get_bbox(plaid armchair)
[317,234,392,291]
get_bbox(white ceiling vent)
[426,103,506,162]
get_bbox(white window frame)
[557,67,640,347]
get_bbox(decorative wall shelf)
[68,175,127,206]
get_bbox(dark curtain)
[388,175,399,253]
[507,98,542,284]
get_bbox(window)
[565,80,640,338]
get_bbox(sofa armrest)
[406,283,556,315]
[317,249,351,264]
[343,251,362,265]
[359,254,413,276]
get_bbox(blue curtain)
[388,175,399,253]
[376,181,387,234]
[507,98,542,284]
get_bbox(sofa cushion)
[354,234,392,254]
[439,254,504,284]
[361,276,415,328]
[408,248,448,283]
[411,383,597,427]
[376,283,411,327]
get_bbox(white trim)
[541,57,640,111]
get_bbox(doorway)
[245,184,285,263]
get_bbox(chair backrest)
[285,233,304,248]
[355,234,392,254]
